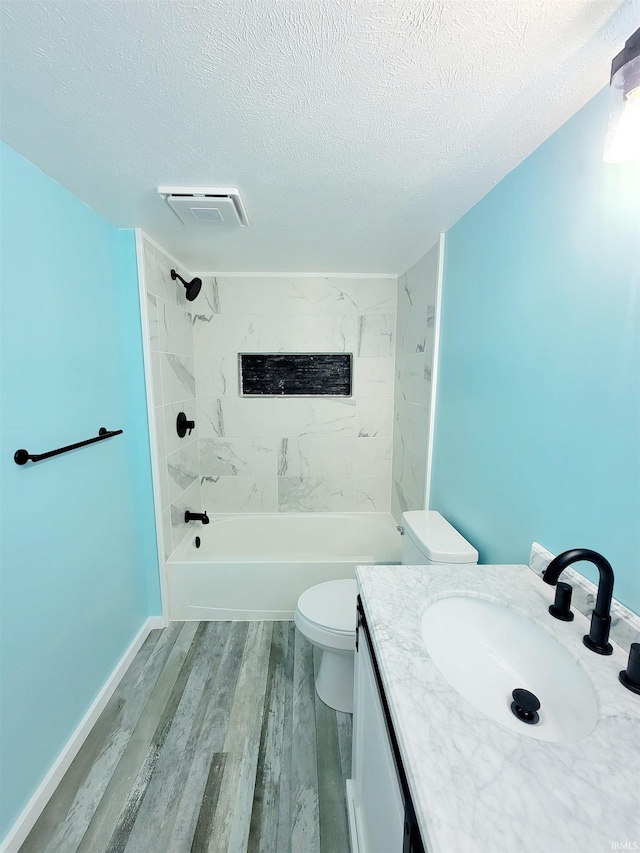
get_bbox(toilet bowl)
[294,511,478,713]
[294,578,357,713]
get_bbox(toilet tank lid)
[402,511,478,563]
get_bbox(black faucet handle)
[549,581,574,621]
[619,643,640,695]
[177,412,196,438]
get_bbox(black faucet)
[543,549,614,655]
[184,510,209,525]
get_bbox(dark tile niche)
[240,353,352,396]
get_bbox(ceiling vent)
[158,186,248,227]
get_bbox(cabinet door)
[352,625,404,853]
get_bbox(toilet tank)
[401,510,478,565]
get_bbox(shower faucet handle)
[177,412,195,438]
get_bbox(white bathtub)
[166,513,401,620]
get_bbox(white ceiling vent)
[158,186,248,227]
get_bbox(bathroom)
[1,2,639,852]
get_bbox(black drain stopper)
[511,688,540,724]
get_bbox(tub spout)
[185,510,209,525]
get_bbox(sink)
[421,595,598,743]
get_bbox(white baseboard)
[346,779,360,853]
[177,608,295,621]
[0,616,165,853]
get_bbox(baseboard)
[346,779,360,853]
[177,609,295,621]
[0,616,165,853]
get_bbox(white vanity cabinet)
[347,596,426,853]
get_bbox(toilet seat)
[295,579,356,652]
[297,579,357,633]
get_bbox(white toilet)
[294,510,479,713]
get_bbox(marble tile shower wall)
[143,238,201,557]
[391,244,439,521]
[194,274,397,513]
[141,236,398,549]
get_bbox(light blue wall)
[431,88,640,614]
[0,142,161,838]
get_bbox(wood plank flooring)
[20,622,352,853]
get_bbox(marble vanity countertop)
[356,563,640,853]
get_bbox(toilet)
[294,510,479,713]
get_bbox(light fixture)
[604,27,640,163]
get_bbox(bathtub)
[166,512,401,620]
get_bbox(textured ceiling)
[1,1,638,273]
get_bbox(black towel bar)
[14,427,123,465]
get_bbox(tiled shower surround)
[391,243,439,520]
[141,236,397,553]
[143,238,202,556]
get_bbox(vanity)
[347,563,640,853]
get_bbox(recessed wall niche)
[240,353,352,396]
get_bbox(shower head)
[171,269,202,302]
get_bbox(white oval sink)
[421,595,598,743]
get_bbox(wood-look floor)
[20,622,352,853]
